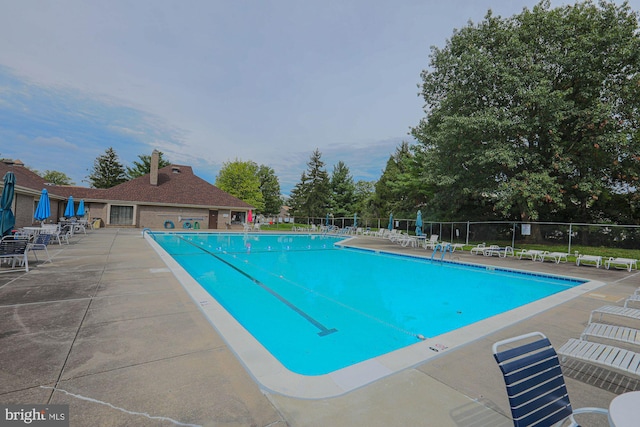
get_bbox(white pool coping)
[144,233,607,399]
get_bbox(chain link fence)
[267,216,640,253]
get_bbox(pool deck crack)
[41,385,202,427]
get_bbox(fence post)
[466,221,470,245]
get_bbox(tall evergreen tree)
[330,161,356,217]
[87,147,127,189]
[257,165,282,215]
[289,149,331,218]
[372,142,418,218]
[353,180,376,222]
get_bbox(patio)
[0,229,638,426]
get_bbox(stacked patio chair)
[556,294,640,377]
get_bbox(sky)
[1,0,639,195]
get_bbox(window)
[109,205,134,225]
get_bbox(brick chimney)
[150,150,159,186]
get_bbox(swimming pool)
[148,232,587,378]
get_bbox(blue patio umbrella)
[34,188,51,222]
[76,199,85,217]
[388,213,393,231]
[354,213,357,228]
[0,172,16,236]
[325,213,330,226]
[64,196,75,218]
[415,210,423,237]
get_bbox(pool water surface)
[150,232,585,376]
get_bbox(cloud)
[0,66,187,183]
[32,136,77,149]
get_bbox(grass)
[258,222,300,232]
[464,242,640,263]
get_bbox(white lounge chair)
[589,305,640,324]
[576,254,602,268]
[605,257,638,272]
[624,294,640,308]
[516,249,545,261]
[422,234,439,249]
[558,338,640,377]
[398,234,417,247]
[449,243,465,252]
[483,246,513,258]
[538,251,569,263]
[387,230,403,243]
[469,243,486,255]
[581,322,640,347]
[372,229,386,238]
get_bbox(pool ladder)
[431,243,453,261]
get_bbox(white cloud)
[32,136,77,149]
[3,0,636,193]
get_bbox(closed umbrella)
[354,213,357,228]
[388,213,393,231]
[247,210,253,223]
[76,199,85,217]
[0,172,16,236]
[325,213,329,226]
[64,196,75,218]
[415,210,423,237]
[34,188,51,222]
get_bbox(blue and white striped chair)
[493,332,608,427]
[27,233,52,263]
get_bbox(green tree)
[289,149,331,218]
[257,165,282,215]
[215,160,265,211]
[126,151,171,179]
[353,179,376,222]
[87,147,127,188]
[372,142,419,218]
[330,161,356,217]
[42,170,74,185]
[412,0,640,223]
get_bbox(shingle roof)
[0,162,60,197]
[0,161,252,209]
[101,164,252,208]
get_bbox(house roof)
[100,164,252,208]
[0,162,61,197]
[0,161,252,209]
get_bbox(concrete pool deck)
[1,228,638,426]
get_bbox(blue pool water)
[151,232,585,376]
